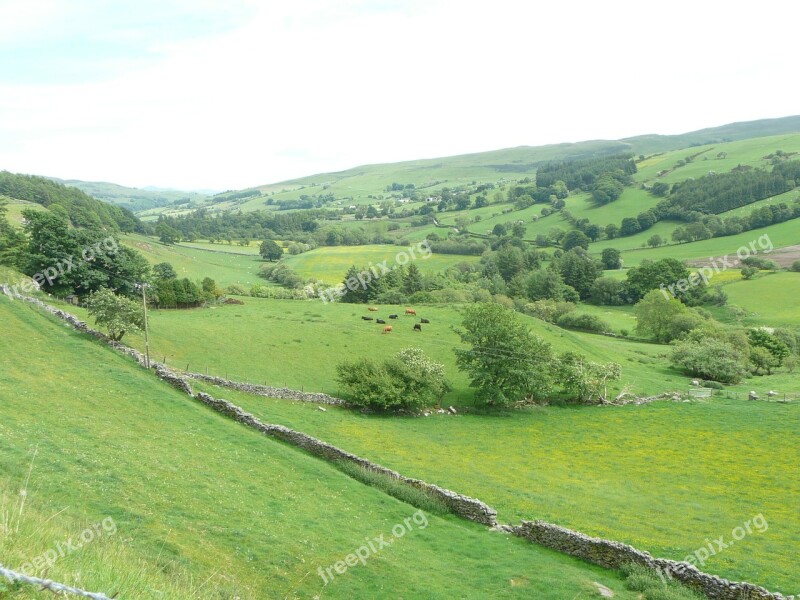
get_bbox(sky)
[0,0,797,192]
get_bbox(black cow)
[361,316,374,321]
[388,314,399,319]
[420,318,430,324]
[376,319,386,324]
[413,323,422,331]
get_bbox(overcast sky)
[1,0,796,192]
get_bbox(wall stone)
[508,521,788,600]
[185,373,344,405]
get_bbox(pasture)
[0,293,644,599]
[124,296,708,402]
[282,244,480,283]
[195,380,800,594]
[121,233,265,287]
[718,271,800,328]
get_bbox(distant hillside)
[620,115,800,155]
[49,178,210,212]
[0,170,141,231]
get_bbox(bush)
[226,284,249,296]
[336,348,450,412]
[790,260,800,272]
[556,312,611,333]
[670,338,748,383]
[620,564,704,600]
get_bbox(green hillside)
[0,294,644,599]
[49,178,211,212]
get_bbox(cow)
[420,318,430,324]
[382,326,393,334]
[368,306,379,312]
[361,316,374,321]
[413,323,422,331]
[405,308,416,316]
[376,319,386,324]
[388,314,399,319]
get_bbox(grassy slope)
[121,234,264,288]
[718,271,800,327]
[0,295,640,599]
[194,382,800,594]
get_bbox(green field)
[194,380,800,594]
[0,294,645,599]
[719,271,800,327]
[282,244,480,283]
[121,234,264,288]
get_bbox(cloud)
[0,0,797,190]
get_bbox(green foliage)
[601,247,622,270]
[620,564,705,600]
[455,303,554,405]
[551,248,602,299]
[259,239,283,261]
[85,287,144,341]
[561,229,590,251]
[634,290,702,343]
[259,262,305,289]
[0,170,139,232]
[153,262,177,280]
[555,352,621,403]
[523,299,576,323]
[626,259,692,303]
[336,347,450,412]
[741,266,758,280]
[750,346,779,375]
[670,337,748,383]
[589,277,626,305]
[21,210,149,298]
[748,328,790,362]
[155,221,181,244]
[556,312,612,333]
[790,260,800,272]
[154,277,203,308]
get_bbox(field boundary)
[0,285,790,600]
[0,563,116,599]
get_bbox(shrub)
[556,312,611,333]
[790,260,800,272]
[226,284,249,296]
[670,338,748,383]
[524,299,577,323]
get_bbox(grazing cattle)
[382,326,393,334]
[376,319,386,324]
[361,316,374,321]
[368,306,379,312]
[413,323,422,331]
[420,318,430,324]
[405,308,417,316]
[388,314,399,319]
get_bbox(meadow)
[194,380,800,594]
[0,294,644,599]
[120,297,698,402]
[121,234,265,288]
[282,244,480,283]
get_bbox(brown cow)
[382,326,393,334]
[368,306,379,312]
[405,308,416,316]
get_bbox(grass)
[282,244,479,283]
[0,293,645,599]
[717,271,800,327]
[119,296,704,401]
[192,380,800,594]
[121,233,264,288]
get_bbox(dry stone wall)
[3,285,791,599]
[185,373,344,405]
[508,521,788,600]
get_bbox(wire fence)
[0,564,117,599]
